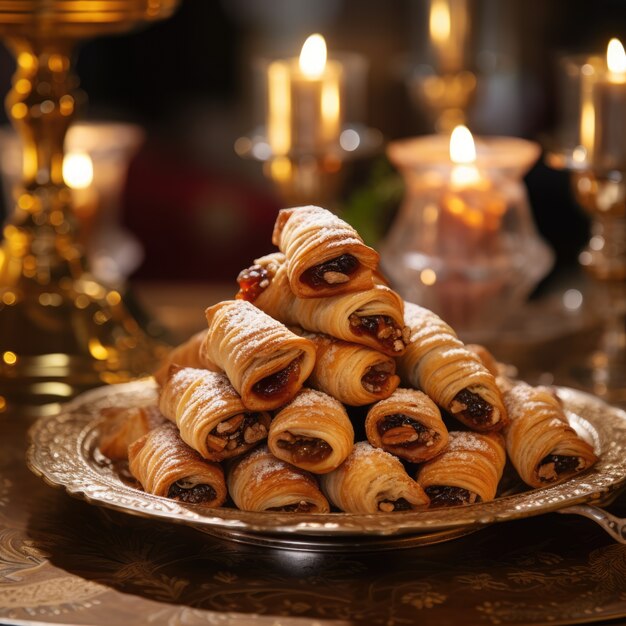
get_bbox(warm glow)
[429,0,451,45]
[449,125,476,164]
[299,34,327,78]
[267,61,291,155]
[449,125,481,187]
[63,152,93,189]
[607,38,626,76]
[420,268,437,286]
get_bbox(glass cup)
[381,134,553,341]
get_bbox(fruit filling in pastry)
[537,454,584,482]
[449,388,495,426]
[361,362,395,393]
[275,432,333,464]
[252,357,302,400]
[378,497,413,512]
[300,254,360,288]
[348,313,409,353]
[236,264,271,302]
[424,485,481,507]
[210,414,267,451]
[167,480,217,504]
[376,413,439,449]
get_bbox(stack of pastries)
[99,205,598,514]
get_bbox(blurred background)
[3,0,622,285]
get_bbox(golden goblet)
[0,1,179,415]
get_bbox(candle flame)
[62,152,93,189]
[429,0,451,45]
[449,125,476,164]
[607,38,626,74]
[299,34,327,78]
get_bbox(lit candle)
[63,151,97,242]
[592,38,626,170]
[428,0,469,74]
[444,125,505,233]
[266,34,343,156]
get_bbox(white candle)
[592,38,626,170]
[266,34,343,156]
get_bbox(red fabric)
[122,144,280,282]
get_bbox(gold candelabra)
[0,1,179,416]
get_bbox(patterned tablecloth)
[1,414,626,626]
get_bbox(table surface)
[2,282,626,626]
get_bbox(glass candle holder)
[381,133,553,341]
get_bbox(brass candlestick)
[0,1,179,416]
[569,169,626,404]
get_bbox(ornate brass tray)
[26,379,626,551]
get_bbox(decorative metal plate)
[26,379,626,550]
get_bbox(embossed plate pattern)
[26,379,626,548]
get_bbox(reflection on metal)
[0,1,178,414]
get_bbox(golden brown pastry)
[237,253,409,357]
[500,380,598,488]
[99,405,166,461]
[417,431,506,506]
[202,299,316,411]
[153,330,219,386]
[267,389,354,474]
[320,442,430,513]
[465,344,501,377]
[303,331,400,405]
[159,366,271,462]
[227,445,330,513]
[365,389,449,463]
[128,422,227,506]
[397,301,507,431]
[272,205,380,298]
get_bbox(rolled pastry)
[303,331,400,406]
[237,253,409,357]
[397,302,507,431]
[320,442,430,513]
[227,445,330,513]
[268,389,354,474]
[365,388,449,463]
[153,330,219,386]
[272,205,380,298]
[99,405,166,461]
[417,431,506,506]
[202,300,316,411]
[465,344,501,377]
[500,381,598,488]
[128,422,227,506]
[159,366,271,462]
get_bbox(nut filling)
[276,432,333,464]
[167,482,217,504]
[361,363,393,393]
[210,413,267,451]
[425,485,481,507]
[377,413,438,448]
[236,264,271,302]
[268,501,316,513]
[378,497,413,512]
[300,253,359,288]
[253,356,302,399]
[449,389,494,426]
[349,313,409,353]
[537,454,584,482]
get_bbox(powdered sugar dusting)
[446,431,491,453]
[243,446,298,486]
[283,388,343,412]
[278,206,365,248]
